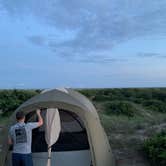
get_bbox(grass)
[0,114,10,126]
[97,102,166,152]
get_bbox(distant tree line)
[1,88,166,117]
[78,88,166,115]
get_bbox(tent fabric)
[45,108,61,146]
[0,88,115,166]
[45,108,61,166]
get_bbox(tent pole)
[47,146,51,166]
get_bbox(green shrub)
[0,90,40,115]
[103,101,136,117]
[152,90,166,102]
[92,95,111,102]
[142,100,166,113]
[143,131,166,166]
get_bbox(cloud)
[77,58,126,64]
[15,83,25,87]
[160,55,166,58]
[27,35,46,46]
[137,52,166,58]
[1,0,166,63]
[137,52,161,57]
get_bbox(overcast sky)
[0,0,166,89]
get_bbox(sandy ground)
[113,149,150,166]
[111,122,166,166]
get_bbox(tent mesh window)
[26,109,90,152]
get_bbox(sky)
[0,0,166,89]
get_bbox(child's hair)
[16,111,25,120]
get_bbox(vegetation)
[0,88,166,116]
[78,88,166,113]
[143,131,166,166]
[0,89,40,117]
[0,88,166,165]
[103,101,136,117]
[78,88,166,165]
[142,99,166,113]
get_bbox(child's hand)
[36,109,41,114]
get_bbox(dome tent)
[0,88,115,166]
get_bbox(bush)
[143,131,166,166]
[142,100,166,113]
[0,90,40,115]
[92,95,112,102]
[103,101,136,117]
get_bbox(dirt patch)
[113,149,150,166]
[109,122,166,166]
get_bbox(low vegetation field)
[78,88,166,166]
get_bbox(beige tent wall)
[85,113,114,166]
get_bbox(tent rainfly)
[0,88,115,166]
